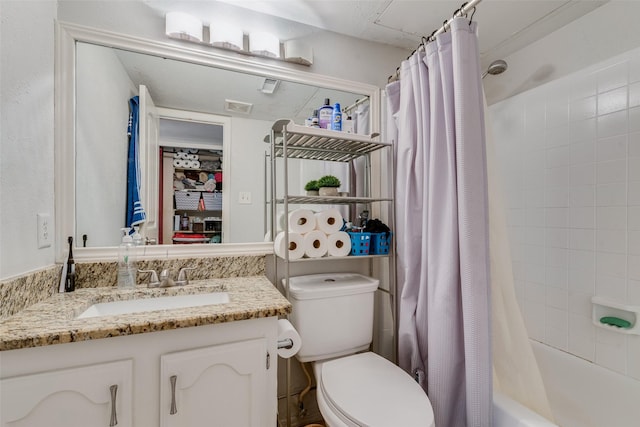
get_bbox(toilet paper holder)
[278,338,294,349]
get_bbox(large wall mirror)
[55,22,380,261]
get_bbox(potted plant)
[304,179,320,196]
[317,175,341,196]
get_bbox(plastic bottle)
[318,98,333,129]
[132,225,143,246]
[331,103,342,131]
[342,114,354,133]
[117,227,136,289]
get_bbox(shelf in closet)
[276,195,392,205]
[268,119,391,162]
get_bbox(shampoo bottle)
[318,98,333,129]
[117,228,136,289]
[331,103,342,131]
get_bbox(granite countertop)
[0,276,291,351]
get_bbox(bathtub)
[494,340,640,427]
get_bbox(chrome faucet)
[138,267,196,288]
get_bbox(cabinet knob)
[170,375,178,415]
[109,384,118,426]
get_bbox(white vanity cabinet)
[0,317,278,427]
[160,338,269,427]
[0,360,133,427]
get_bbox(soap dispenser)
[117,227,136,289]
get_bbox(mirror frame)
[54,21,381,262]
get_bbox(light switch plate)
[37,213,52,248]
[238,191,252,204]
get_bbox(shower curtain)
[387,18,493,426]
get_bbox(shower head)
[482,59,508,79]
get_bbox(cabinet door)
[0,359,132,427]
[160,338,269,427]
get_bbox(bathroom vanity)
[0,277,291,427]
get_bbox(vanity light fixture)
[165,12,203,42]
[210,23,244,51]
[249,32,280,58]
[259,78,280,94]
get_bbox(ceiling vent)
[224,99,253,114]
[259,78,280,94]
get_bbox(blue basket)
[347,232,371,256]
[370,232,393,255]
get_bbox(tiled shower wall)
[490,48,640,380]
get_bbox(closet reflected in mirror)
[74,40,369,248]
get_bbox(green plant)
[304,180,320,191]
[317,175,341,188]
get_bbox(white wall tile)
[523,262,545,284]
[630,57,640,83]
[524,188,545,208]
[570,73,597,100]
[628,255,640,281]
[547,98,569,129]
[546,306,569,350]
[569,185,595,207]
[628,181,640,206]
[596,182,627,206]
[628,157,640,182]
[597,62,628,93]
[546,227,569,248]
[628,279,640,305]
[547,286,569,310]
[569,96,596,121]
[569,139,595,165]
[629,82,640,108]
[596,206,626,230]
[597,110,627,139]
[595,328,627,375]
[628,336,640,381]
[546,247,569,269]
[628,206,640,230]
[597,86,628,115]
[523,226,546,246]
[569,206,595,228]
[524,300,546,341]
[596,274,627,300]
[545,187,569,207]
[570,229,596,250]
[569,290,595,317]
[546,146,570,168]
[628,230,640,255]
[546,125,569,147]
[569,117,596,142]
[629,132,640,157]
[596,159,626,184]
[526,207,545,227]
[596,229,627,253]
[570,164,596,186]
[629,106,640,134]
[569,249,596,293]
[525,281,546,303]
[569,313,596,361]
[596,134,627,162]
[596,251,627,278]
[546,266,568,289]
[545,207,568,228]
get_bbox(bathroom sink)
[76,292,230,319]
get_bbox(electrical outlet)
[239,191,252,204]
[37,213,52,248]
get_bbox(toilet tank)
[287,273,379,363]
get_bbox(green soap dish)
[600,316,632,329]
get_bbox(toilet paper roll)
[191,160,201,169]
[280,209,316,234]
[327,231,352,257]
[177,151,189,159]
[274,231,305,260]
[173,159,186,168]
[187,153,199,161]
[303,230,328,258]
[315,208,343,234]
[277,319,302,359]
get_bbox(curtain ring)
[468,6,476,24]
[421,36,429,49]
[459,2,469,17]
[443,20,448,32]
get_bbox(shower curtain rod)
[387,0,483,82]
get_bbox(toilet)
[288,273,435,427]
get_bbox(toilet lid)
[318,352,434,427]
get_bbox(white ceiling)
[144,0,608,67]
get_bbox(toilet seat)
[314,352,435,427]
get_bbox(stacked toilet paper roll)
[172,152,200,169]
[273,208,350,258]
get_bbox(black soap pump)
[64,236,76,292]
